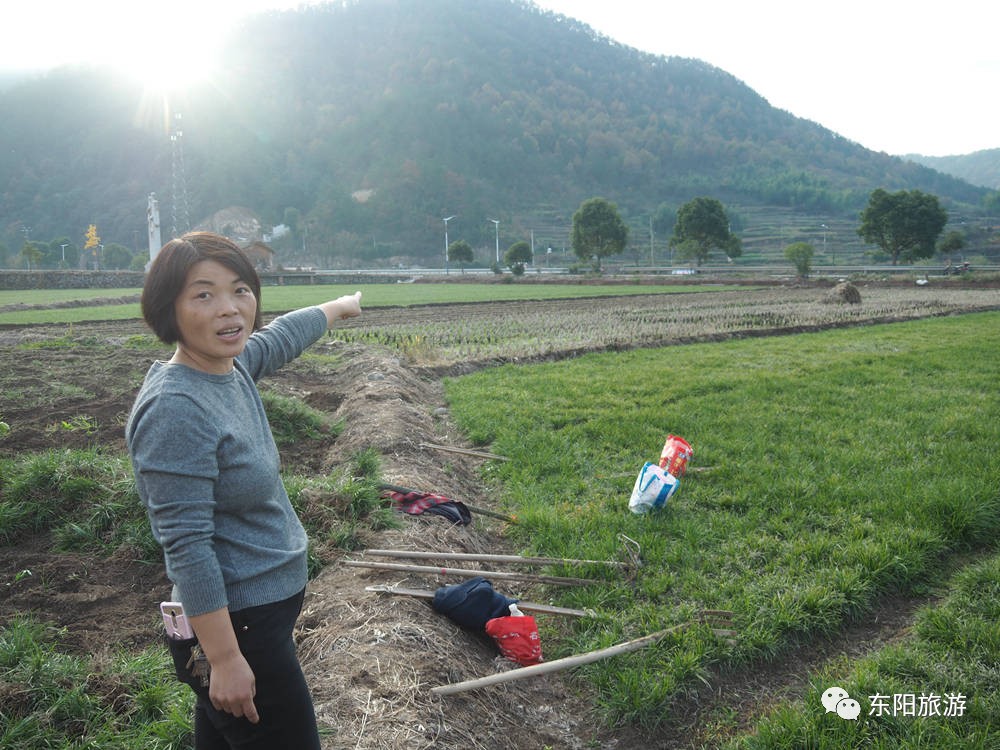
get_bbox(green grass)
[721,551,1000,749]
[443,312,1000,730]
[0,306,147,324]
[0,443,391,569]
[285,448,400,574]
[0,282,727,325]
[0,616,195,749]
[0,288,143,306]
[0,449,156,558]
[259,389,342,447]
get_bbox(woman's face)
[171,259,257,374]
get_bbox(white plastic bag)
[628,462,679,514]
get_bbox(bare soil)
[0,287,993,749]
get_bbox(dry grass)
[329,286,1000,367]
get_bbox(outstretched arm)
[239,292,363,379]
[318,291,362,327]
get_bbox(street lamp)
[60,243,68,266]
[489,218,500,264]
[443,215,456,273]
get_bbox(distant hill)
[905,149,1000,190]
[0,0,993,268]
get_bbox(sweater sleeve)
[239,306,328,381]
[130,391,228,616]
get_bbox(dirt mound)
[291,341,613,748]
[313,341,449,478]
[300,525,612,749]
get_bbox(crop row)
[329,287,1000,365]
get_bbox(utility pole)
[148,193,162,266]
[443,216,455,274]
[170,112,190,238]
[490,219,500,264]
[649,216,654,266]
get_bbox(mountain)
[0,0,993,268]
[904,149,1000,191]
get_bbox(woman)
[127,231,361,748]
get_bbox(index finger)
[242,696,260,724]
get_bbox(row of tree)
[7,223,146,272]
[454,188,956,275]
[2,189,965,276]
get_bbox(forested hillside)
[0,0,993,268]
[906,149,1000,191]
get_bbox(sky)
[1,0,996,157]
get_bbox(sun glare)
[87,5,227,92]
[128,49,220,93]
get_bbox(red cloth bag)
[485,614,543,666]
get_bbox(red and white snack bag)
[485,604,543,666]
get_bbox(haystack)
[827,281,861,304]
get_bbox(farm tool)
[351,545,640,585]
[361,548,633,572]
[430,609,736,696]
[344,558,598,587]
[417,441,509,462]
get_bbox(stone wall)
[0,270,410,290]
[0,270,145,290]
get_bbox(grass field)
[0,617,195,749]
[723,550,1000,748]
[1,285,998,748]
[443,312,1000,744]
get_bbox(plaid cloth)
[384,490,471,525]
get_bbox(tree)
[857,189,947,265]
[19,241,43,270]
[282,207,303,250]
[937,230,966,260]
[84,224,100,251]
[784,241,815,278]
[571,197,628,271]
[50,237,77,268]
[83,224,101,270]
[102,242,133,270]
[651,202,676,238]
[447,239,473,273]
[504,240,532,275]
[669,197,741,266]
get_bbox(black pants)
[168,590,321,750]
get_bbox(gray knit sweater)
[126,307,328,617]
